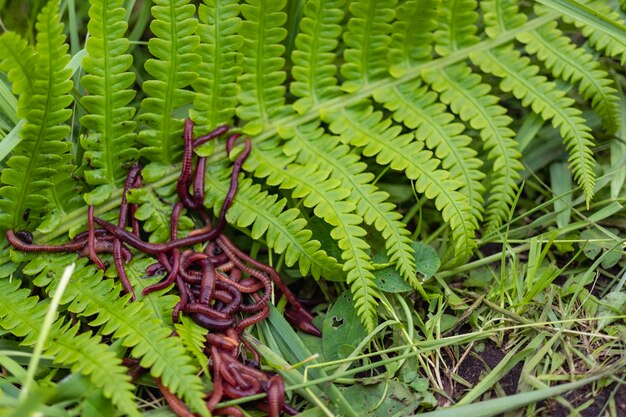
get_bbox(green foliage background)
[0,0,625,416]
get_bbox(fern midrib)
[449,0,460,52]
[35,11,557,242]
[161,0,178,165]
[360,1,375,84]
[210,3,223,128]
[529,28,615,116]
[485,48,594,181]
[254,0,269,124]
[103,1,115,186]
[305,5,322,106]
[494,0,508,36]
[438,68,516,184]
[392,85,480,208]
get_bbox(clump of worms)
[6,119,321,417]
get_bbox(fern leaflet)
[282,123,419,289]
[472,46,597,206]
[138,0,200,164]
[192,0,242,132]
[0,278,140,417]
[422,64,523,230]
[290,0,344,113]
[80,0,138,204]
[0,0,74,230]
[247,142,379,331]
[238,0,290,134]
[517,21,621,133]
[341,0,395,92]
[0,32,37,119]
[327,103,477,262]
[388,0,439,77]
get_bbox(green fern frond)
[434,0,479,56]
[472,46,597,206]
[0,0,74,230]
[203,163,342,279]
[247,142,379,331]
[283,123,418,288]
[481,0,526,38]
[388,0,439,77]
[0,32,37,118]
[422,64,523,230]
[80,0,138,204]
[327,103,477,262]
[237,0,290,133]
[0,278,140,417]
[341,0,396,92]
[191,0,242,131]
[138,0,200,164]
[518,21,621,133]
[373,80,486,224]
[290,0,345,113]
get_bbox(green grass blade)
[412,369,616,417]
[19,263,75,402]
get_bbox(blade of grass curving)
[19,263,75,402]
[0,120,25,163]
[412,368,618,417]
[550,162,573,228]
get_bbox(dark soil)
[450,342,626,417]
[454,341,523,397]
[540,382,626,417]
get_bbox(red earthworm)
[93,217,222,254]
[155,378,195,417]
[191,313,235,330]
[193,156,207,208]
[184,303,230,320]
[213,406,244,417]
[93,136,251,253]
[177,119,197,209]
[284,308,322,337]
[6,230,91,252]
[215,270,265,294]
[205,333,239,352]
[112,165,143,299]
[226,133,241,154]
[235,304,269,334]
[78,239,131,261]
[212,283,242,316]
[207,346,224,410]
[172,274,191,323]
[267,374,285,417]
[86,205,106,270]
[218,234,320,335]
[193,125,230,149]
[142,202,184,295]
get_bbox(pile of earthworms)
[6,119,321,417]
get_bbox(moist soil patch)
[448,341,626,416]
